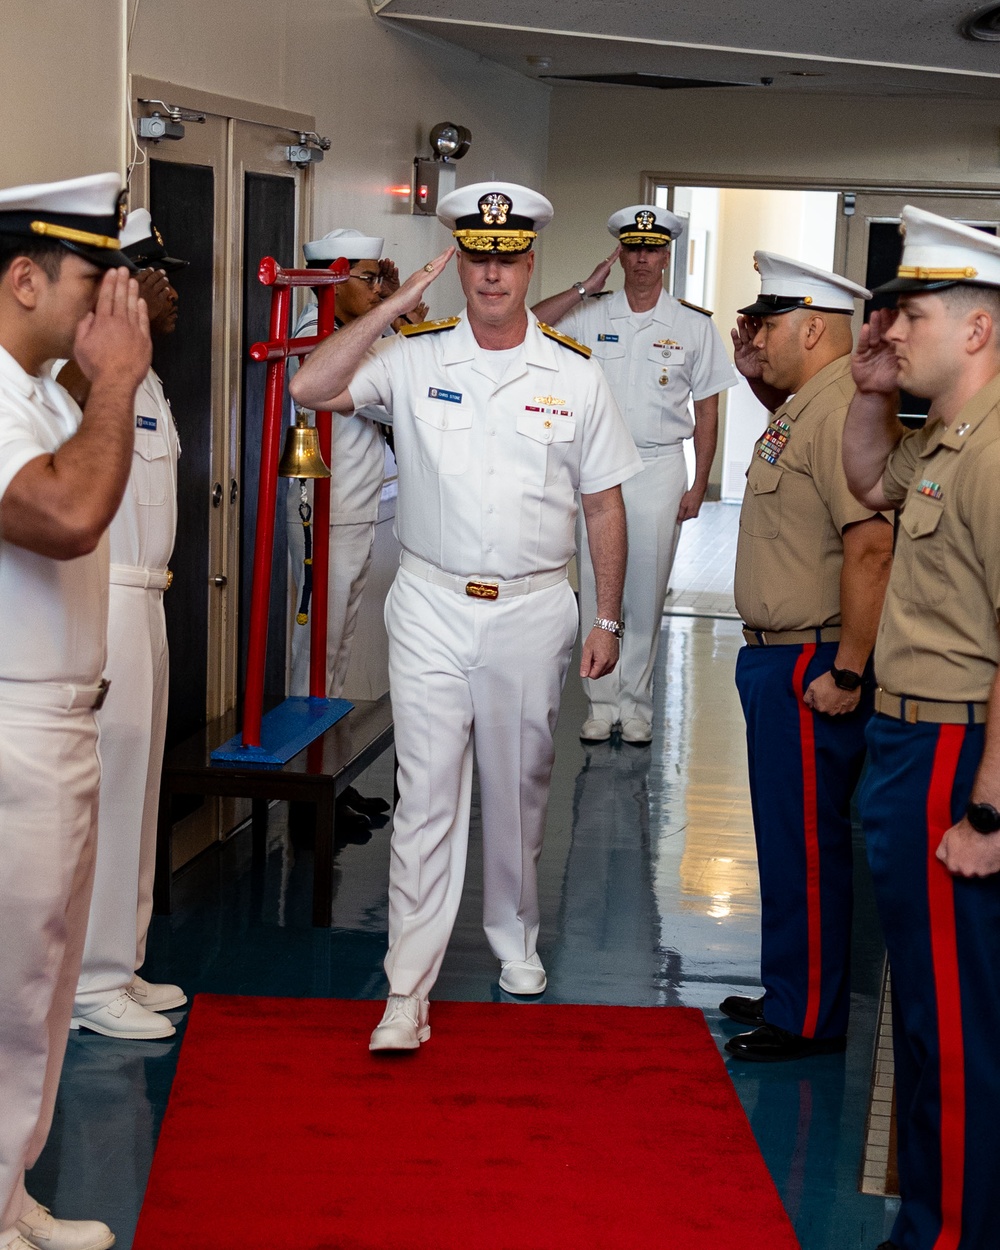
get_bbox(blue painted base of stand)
[210,696,354,768]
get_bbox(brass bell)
[278,409,331,479]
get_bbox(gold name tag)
[465,580,499,600]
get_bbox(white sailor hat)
[120,208,188,273]
[437,181,553,254]
[875,205,1000,295]
[738,251,871,317]
[608,204,683,247]
[303,228,384,264]
[0,172,132,269]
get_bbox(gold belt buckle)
[93,678,111,711]
[465,580,499,600]
[165,569,174,590]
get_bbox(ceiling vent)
[540,72,752,90]
[963,4,1000,39]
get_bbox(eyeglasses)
[349,271,383,287]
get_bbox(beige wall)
[129,0,552,310]
[2,0,125,182]
[542,86,1000,300]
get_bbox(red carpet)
[134,996,799,1250]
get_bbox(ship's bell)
[278,409,331,479]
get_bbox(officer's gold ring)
[423,262,434,272]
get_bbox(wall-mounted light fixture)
[412,121,472,216]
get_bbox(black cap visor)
[59,240,137,272]
[737,293,850,317]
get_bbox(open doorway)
[651,184,839,616]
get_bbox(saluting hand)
[378,258,400,299]
[730,315,764,380]
[386,247,455,320]
[74,266,151,389]
[583,246,621,297]
[851,308,900,396]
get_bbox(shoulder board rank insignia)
[678,299,714,317]
[537,322,592,358]
[399,317,461,337]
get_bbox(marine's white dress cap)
[303,228,384,262]
[875,204,1000,295]
[437,182,553,254]
[739,252,871,316]
[0,172,130,269]
[608,204,683,246]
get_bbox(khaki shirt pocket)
[897,493,947,606]
[132,426,171,506]
[412,398,473,475]
[515,413,577,486]
[740,457,782,539]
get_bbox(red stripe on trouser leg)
[927,724,966,1250]
[791,645,822,1039]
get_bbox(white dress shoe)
[369,994,430,1051]
[70,992,175,1040]
[499,953,548,995]
[16,1203,114,1250]
[580,718,612,742]
[620,718,653,744]
[128,975,187,1012]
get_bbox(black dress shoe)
[342,785,390,816]
[719,994,765,1026]
[724,1022,847,1063]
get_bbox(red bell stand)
[212,255,353,767]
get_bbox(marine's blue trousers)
[861,714,1000,1250]
[736,639,871,1039]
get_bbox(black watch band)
[830,664,863,691]
[966,801,1000,835]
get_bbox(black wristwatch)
[830,664,863,691]
[966,801,1000,835]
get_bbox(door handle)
[212,482,223,508]
[230,478,239,504]
[212,575,228,587]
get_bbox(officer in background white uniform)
[291,182,642,1052]
[534,205,737,743]
[58,210,187,1041]
[0,174,150,1250]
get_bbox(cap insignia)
[479,193,512,226]
[153,225,164,247]
[635,210,655,232]
[116,190,128,232]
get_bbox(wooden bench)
[155,694,394,926]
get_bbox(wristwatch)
[830,664,863,691]
[594,616,624,638]
[966,800,1000,834]
[573,281,588,301]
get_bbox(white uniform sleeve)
[689,318,737,401]
[578,368,643,495]
[346,334,404,421]
[0,407,50,504]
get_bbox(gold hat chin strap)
[897,264,979,280]
[453,229,537,253]
[30,221,120,249]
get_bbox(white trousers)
[579,445,687,726]
[0,698,99,1235]
[383,567,578,1000]
[287,517,376,698]
[75,585,168,1014]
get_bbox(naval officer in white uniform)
[0,174,150,1250]
[534,205,736,743]
[57,210,188,1041]
[291,182,642,1050]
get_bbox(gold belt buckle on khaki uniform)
[465,580,499,600]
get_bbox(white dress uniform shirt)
[347,309,641,1001]
[349,311,640,578]
[559,289,736,450]
[74,369,180,1017]
[0,345,109,684]
[0,344,107,1234]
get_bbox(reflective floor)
[32,616,897,1249]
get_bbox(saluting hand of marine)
[74,265,151,388]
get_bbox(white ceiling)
[372,0,1000,98]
